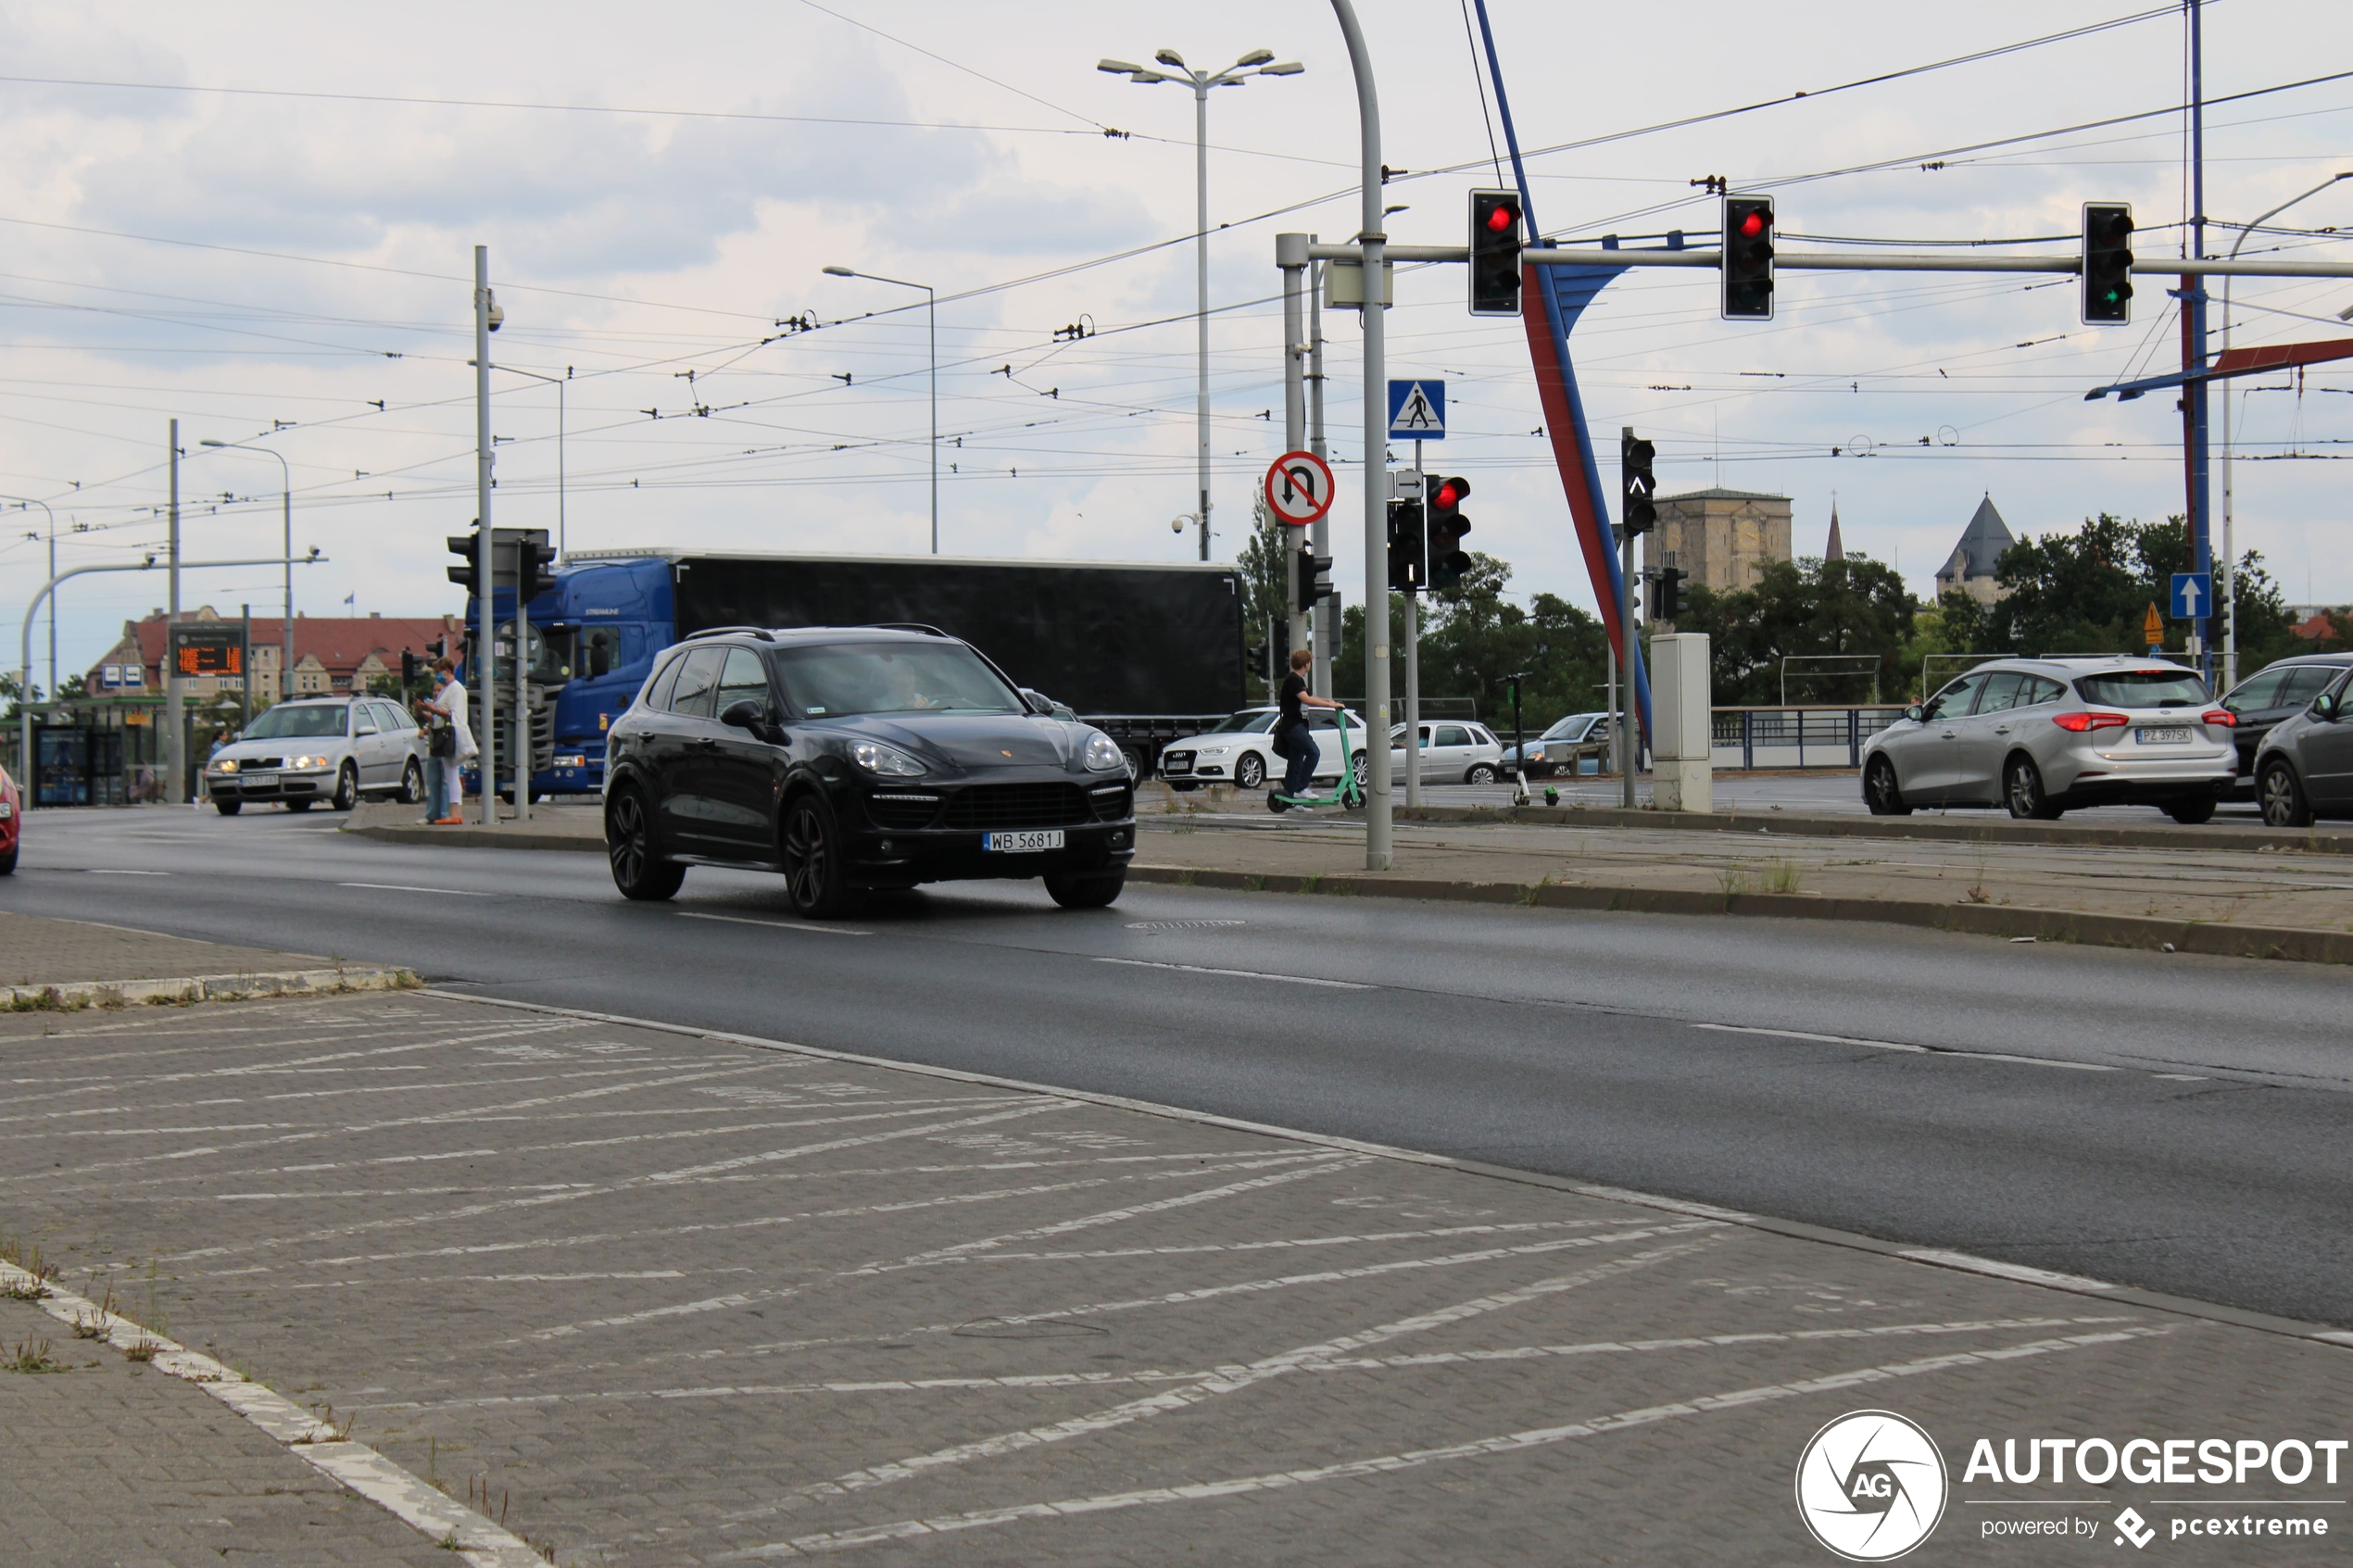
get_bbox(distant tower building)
[1824,496,1844,562]
[1641,486,1793,598]
[1934,493,2016,606]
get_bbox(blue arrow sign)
[2171,571,2211,621]
[1387,380,1445,440]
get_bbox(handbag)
[428,721,456,759]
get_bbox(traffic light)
[1426,476,1473,590]
[1296,545,1333,614]
[1620,430,1657,535]
[2082,202,2134,324]
[519,532,559,598]
[1655,566,1687,621]
[1721,195,1775,320]
[447,530,482,593]
[400,649,418,692]
[1386,499,1426,594]
[1468,190,1524,317]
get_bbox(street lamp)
[823,266,937,555]
[1099,47,1303,562]
[1,495,57,696]
[195,439,293,705]
[477,363,572,560]
[2219,170,2353,690]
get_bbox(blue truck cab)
[466,555,671,799]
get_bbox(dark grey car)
[2251,667,2353,826]
[2217,654,2353,793]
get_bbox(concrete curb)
[1127,863,2353,967]
[346,822,602,853]
[4,965,420,1011]
[1391,801,2351,854]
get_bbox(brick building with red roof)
[85,608,464,702]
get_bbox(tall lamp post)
[2218,170,2353,692]
[2,496,57,696]
[822,266,937,554]
[1099,47,1302,561]
[195,439,293,704]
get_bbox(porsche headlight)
[852,741,926,778]
[1083,732,1126,771]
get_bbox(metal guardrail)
[1710,706,1906,770]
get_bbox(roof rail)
[684,625,774,643]
[864,622,950,637]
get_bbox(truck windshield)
[2073,670,2209,709]
[769,642,1022,719]
[244,704,347,739]
[496,621,573,684]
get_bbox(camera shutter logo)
[1794,1410,1948,1561]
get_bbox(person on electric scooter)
[1270,648,1341,812]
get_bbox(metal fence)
[1710,706,1907,770]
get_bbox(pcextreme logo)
[1796,1410,1951,1562]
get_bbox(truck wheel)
[331,764,359,812]
[214,800,242,817]
[397,759,423,805]
[781,795,857,919]
[606,785,686,901]
[1234,753,1266,789]
[1045,869,1126,909]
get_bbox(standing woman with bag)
[418,659,475,824]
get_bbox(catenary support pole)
[474,245,496,828]
[1328,0,1390,870]
[2186,0,2213,683]
[1194,79,1212,562]
[166,420,182,804]
[1279,233,1309,661]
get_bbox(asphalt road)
[5,804,2349,1327]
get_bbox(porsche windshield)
[770,642,1022,719]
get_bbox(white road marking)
[1693,1022,2117,1071]
[736,1237,1717,1521]
[87,868,170,875]
[736,1326,2171,1558]
[338,882,495,897]
[1095,957,1371,989]
[680,912,872,936]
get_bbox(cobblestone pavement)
[0,1296,447,1568]
[2,992,2349,1565]
[0,909,333,987]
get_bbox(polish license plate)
[982,830,1063,853]
[242,772,277,788]
[2135,727,2191,745]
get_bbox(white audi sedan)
[1159,707,1368,792]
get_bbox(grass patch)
[4,1337,65,1374]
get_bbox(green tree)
[1334,552,1609,734]
[1671,555,1914,706]
[1233,494,1292,703]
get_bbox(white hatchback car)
[1861,657,2235,822]
[1389,721,1507,784]
[1159,707,1368,792]
[203,696,427,815]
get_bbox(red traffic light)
[1484,204,1515,232]
[1738,208,1768,239]
[1432,479,1465,508]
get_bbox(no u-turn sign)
[1265,450,1336,526]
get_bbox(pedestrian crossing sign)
[1387,380,1446,440]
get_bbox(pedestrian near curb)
[415,659,473,824]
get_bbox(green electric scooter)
[1268,710,1367,813]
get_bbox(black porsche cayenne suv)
[601,625,1136,916]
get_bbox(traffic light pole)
[1618,525,1637,809]
[473,245,496,829]
[1327,0,1390,871]
[1403,440,1421,809]
[1308,246,1334,697]
[1296,242,2353,280]
[1278,233,1310,666]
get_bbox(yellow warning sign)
[2144,602,2165,646]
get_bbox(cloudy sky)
[2,0,2348,686]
